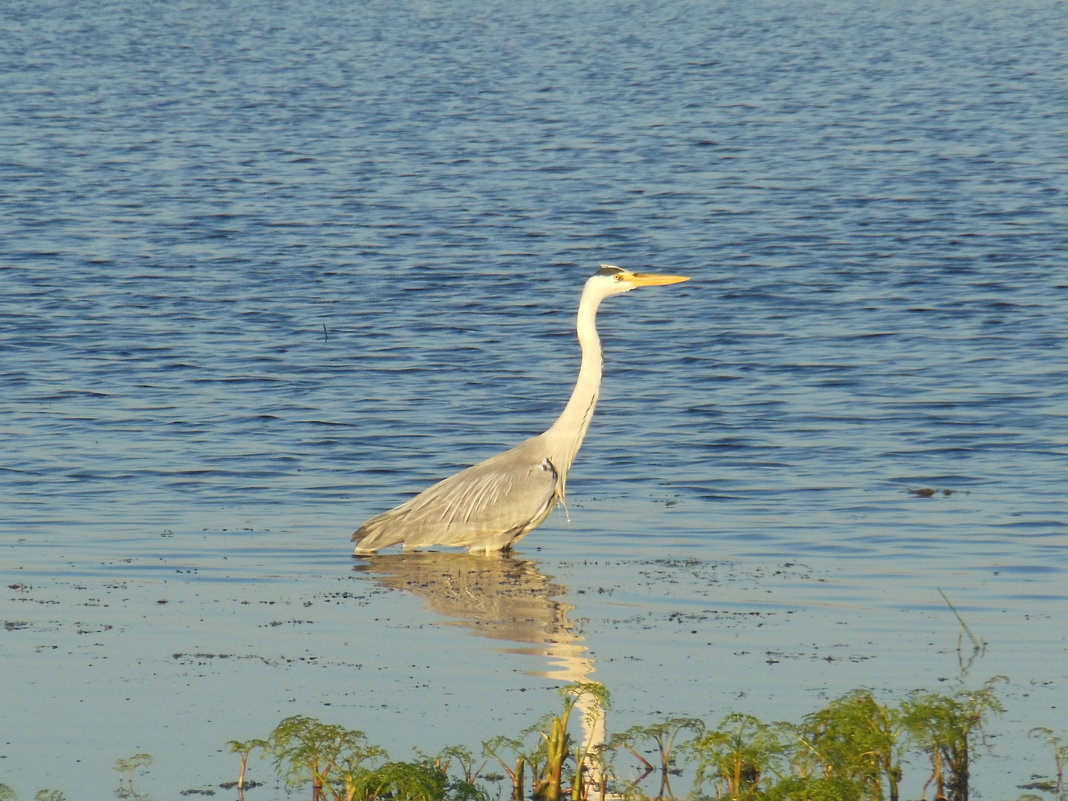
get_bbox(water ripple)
[2,0,1067,797]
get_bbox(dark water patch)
[989,563,1066,576]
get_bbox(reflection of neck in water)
[353,552,606,781]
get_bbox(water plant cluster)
[3,677,1063,801]
[218,676,1063,801]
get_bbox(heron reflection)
[352,551,606,770]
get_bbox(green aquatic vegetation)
[539,707,570,801]
[244,717,485,801]
[610,716,704,799]
[1024,727,1067,799]
[0,672,1027,801]
[0,792,66,801]
[685,712,785,799]
[226,737,269,791]
[483,701,573,801]
[419,745,487,788]
[267,715,387,801]
[114,753,153,800]
[798,689,904,801]
[33,792,66,801]
[482,683,608,801]
[482,731,530,801]
[900,676,1005,801]
[219,675,1021,801]
[347,760,487,801]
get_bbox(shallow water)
[2,0,1067,798]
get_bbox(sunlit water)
[2,0,1067,798]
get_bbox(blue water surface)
[2,0,1066,798]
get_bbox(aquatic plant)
[215,674,1023,801]
[685,712,784,799]
[226,737,269,792]
[483,682,608,801]
[900,676,1005,801]
[346,759,487,801]
[267,715,387,801]
[237,716,489,801]
[114,753,153,800]
[610,716,704,799]
[484,704,575,801]
[1025,727,1067,800]
[0,670,1028,801]
[0,792,66,801]
[0,786,66,801]
[797,689,904,801]
[482,731,530,801]
[419,744,487,788]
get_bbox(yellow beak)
[626,272,690,287]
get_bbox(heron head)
[590,263,690,296]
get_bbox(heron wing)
[353,437,560,553]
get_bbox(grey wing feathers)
[353,441,560,553]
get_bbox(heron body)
[352,264,689,555]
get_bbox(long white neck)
[543,282,606,477]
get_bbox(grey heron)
[352,264,689,555]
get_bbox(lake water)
[2,0,1066,798]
